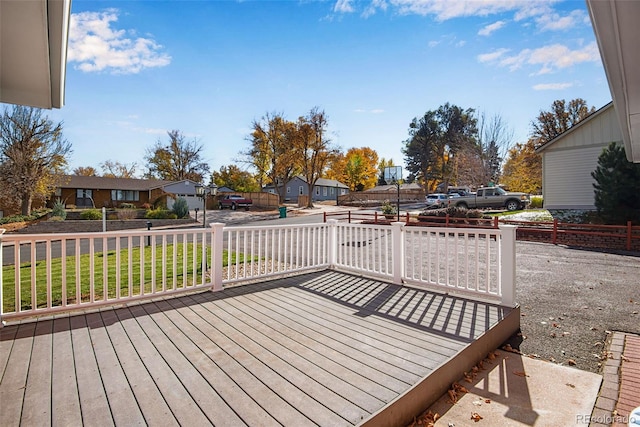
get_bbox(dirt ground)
[507,241,640,373]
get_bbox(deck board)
[21,320,53,426]
[0,270,516,426]
[51,317,83,426]
[1,322,36,426]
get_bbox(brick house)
[54,175,172,209]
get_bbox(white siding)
[543,146,607,209]
[540,104,623,210]
[166,194,203,210]
[549,106,622,151]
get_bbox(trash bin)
[279,206,287,218]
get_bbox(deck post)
[210,223,224,291]
[327,219,338,268]
[0,229,4,327]
[391,222,405,285]
[499,224,517,307]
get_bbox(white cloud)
[362,0,388,18]
[536,9,587,31]
[371,109,385,114]
[479,42,600,73]
[477,48,509,63]
[478,20,506,36]
[428,40,440,48]
[68,9,171,74]
[387,0,553,21]
[532,82,574,91]
[334,0,355,13]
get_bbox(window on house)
[331,187,335,195]
[76,189,93,199]
[323,187,327,196]
[111,190,140,201]
[315,187,320,196]
[287,186,291,194]
[299,186,304,195]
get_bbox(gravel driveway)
[509,241,640,373]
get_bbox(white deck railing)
[1,221,516,322]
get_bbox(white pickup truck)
[452,187,529,211]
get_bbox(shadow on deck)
[0,270,519,426]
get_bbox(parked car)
[219,194,252,210]
[452,186,529,211]
[425,193,450,208]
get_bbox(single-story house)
[535,102,622,213]
[53,175,172,209]
[263,176,349,203]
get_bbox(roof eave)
[587,0,640,162]
[0,0,71,109]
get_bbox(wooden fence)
[338,190,425,206]
[211,192,279,209]
[324,211,640,252]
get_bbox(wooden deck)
[0,270,519,426]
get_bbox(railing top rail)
[405,224,502,235]
[0,227,210,243]
[223,222,328,232]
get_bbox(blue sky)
[49,0,612,179]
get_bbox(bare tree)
[145,130,209,182]
[100,160,138,178]
[476,112,514,185]
[0,105,71,214]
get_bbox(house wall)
[284,177,347,202]
[58,188,161,209]
[163,181,204,211]
[541,106,622,210]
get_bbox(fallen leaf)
[566,383,575,388]
[513,370,529,377]
[590,327,597,331]
[484,399,491,404]
[452,383,469,394]
[472,399,484,406]
[471,412,483,422]
[567,359,577,366]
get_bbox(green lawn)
[2,243,249,313]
